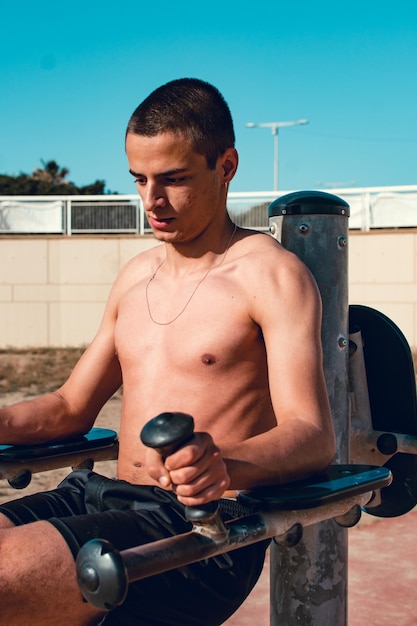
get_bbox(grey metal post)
[268,191,350,625]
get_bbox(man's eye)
[166,177,185,184]
[134,177,146,185]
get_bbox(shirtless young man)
[0,78,335,625]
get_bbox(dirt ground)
[0,347,85,395]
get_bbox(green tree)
[31,160,70,186]
[0,161,114,195]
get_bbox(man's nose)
[142,182,166,211]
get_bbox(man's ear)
[221,148,239,184]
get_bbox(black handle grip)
[140,412,195,457]
[140,412,219,524]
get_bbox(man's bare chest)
[114,279,261,377]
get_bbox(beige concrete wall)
[0,230,416,349]
[349,229,417,348]
[0,236,160,348]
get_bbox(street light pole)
[246,119,309,191]
[272,125,279,192]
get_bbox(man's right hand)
[145,432,230,505]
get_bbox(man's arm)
[0,269,126,445]
[221,245,336,488]
[0,335,122,446]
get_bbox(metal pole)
[273,127,279,191]
[268,191,350,625]
[246,120,308,192]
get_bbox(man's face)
[126,131,225,244]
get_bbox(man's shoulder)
[112,243,164,296]
[236,232,320,326]
[236,229,294,265]
[236,229,315,290]
[237,229,276,251]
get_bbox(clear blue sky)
[1,1,416,194]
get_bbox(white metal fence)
[1,185,416,235]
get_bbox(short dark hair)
[126,78,235,169]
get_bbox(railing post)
[66,199,72,236]
[138,198,144,235]
[268,191,350,625]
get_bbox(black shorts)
[0,470,269,626]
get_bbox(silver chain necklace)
[146,224,237,326]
